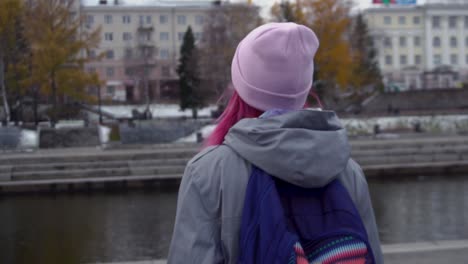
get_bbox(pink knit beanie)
[231,22,320,111]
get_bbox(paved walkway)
[383,239,468,263]
[92,240,468,264]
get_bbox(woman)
[168,22,383,264]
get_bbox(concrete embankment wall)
[1,136,468,194]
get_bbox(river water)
[1,176,467,264]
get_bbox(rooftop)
[82,0,216,8]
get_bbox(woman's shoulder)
[337,159,370,204]
[189,144,241,167]
[183,144,251,218]
[186,144,249,184]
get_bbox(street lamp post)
[97,85,103,124]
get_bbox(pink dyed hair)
[204,90,263,147]
[204,88,323,147]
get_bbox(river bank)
[1,134,468,194]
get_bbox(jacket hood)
[224,110,350,188]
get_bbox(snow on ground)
[55,120,85,129]
[341,114,468,136]
[98,125,111,144]
[9,113,468,147]
[19,129,38,150]
[94,104,218,119]
[176,124,217,143]
[177,114,468,143]
[37,120,85,129]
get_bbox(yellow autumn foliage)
[23,0,101,102]
[302,0,354,90]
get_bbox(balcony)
[138,22,154,32]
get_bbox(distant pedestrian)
[168,23,383,264]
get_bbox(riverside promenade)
[1,134,468,193]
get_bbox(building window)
[87,67,96,74]
[125,48,133,58]
[399,36,406,47]
[385,55,392,65]
[194,32,202,41]
[125,67,134,76]
[195,15,204,25]
[122,15,131,24]
[139,33,149,42]
[106,67,114,77]
[400,55,407,65]
[86,15,94,26]
[177,15,186,25]
[123,32,132,41]
[466,36,468,47]
[415,55,421,65]
[450,37,457,48]
[88,50,96,59]
[449,16,457,29]
[384,16,391,25]
[433,36,441,47]
[466,54,468,64]
[160,32,169,41]
[432,16,440,28]
[160,15,168,24]
[160,49,169,59]
[162,66,170,77]
[106,85,115,94]
[178,32,184,41]
[414,36,420,46]
[413,16,420,25]
[105,15,112,24]
[399,16,406,25]
[451,54,458,65]
[106,50,114,59]
[433,54,441,65]
[465,16,468,28]
[384,37,392,48]
[146,15,152,24]
[104,32,113,41]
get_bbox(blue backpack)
[238,166,375,264]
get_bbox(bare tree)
[199,2,262,102]
[123,19,157,118]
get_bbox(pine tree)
[350,13,382,96]
[177,26,202,119]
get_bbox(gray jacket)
[168,110,383,264]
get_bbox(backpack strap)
[239,166,298,264]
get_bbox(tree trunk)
[0,57,10,126]
[97,85,103,124]
[33,85,38,127]
[192,108,198,119]
[51,72,57,128]
[144,65,150,119]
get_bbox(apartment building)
[365,1,468,91]
[80,0,212,102]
